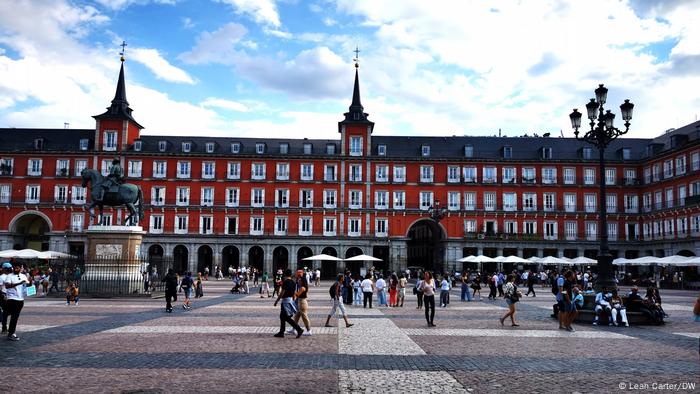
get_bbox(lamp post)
[428,199,447,274]
[569,84,634,292]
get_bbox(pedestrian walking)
[287,270,312,336]
[414,276,424,309]
[376,275,387,306]
[398,274,407,307]
[471,275,482,300]
[49,268,60,293]
[460,271,471,302]
[325,274,354,328]
[439,275,450,307]
[361,273,374,308]
[273,269,303,338]
[388,273,399,307]
[162,268,178,313]
[180,271,194,310]
[3,262,31,340]
[195,272,204,298]
[419,271,436,327]
[488,273,497,300]
[352,275,362,306]
[0,262,13,333]
[500,274,521,327]
[315,269,321,287]
[260,271,270,298]
[497,272,504,297]
[526,271,536,297]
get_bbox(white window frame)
[153,161,167,178]
[250,217,264,235]
[252,189,265,208]
[447,166,460,183]
[393,191,405,210]
[276,163,290,181]
[301,164,314,181]
[375,191,389,209]
[349,190,362,209]
[151,186,165,206]
[103,131,117,151]
[420,165,434,183]
[252,163,266,180]
[419,191,433,211]
[299,217,312,236]
[375,218,388,237]
[348,217,361,236]
[150,214,164,234]
[202,161,215,179]
[376,165,389,182]
[226,188,239,207]
[323,217,336,236]
[274,216,288,236]
[323,190,336,209]
[393,166,406,183]
[177,161,191,179]
[175,215,189,234]
[350,136,363,156]
[201,187,214,207]
[227,162,241,180]
[127,160,142,178]
[176,187,190,206]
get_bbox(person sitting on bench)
[593,291,613,326]
[610,290,628,327]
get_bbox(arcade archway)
[222,245,240,274]
[297,246,313,269]
[9,212,51,251]
[344,247,364,276]
[173,245,188,274]
[273,246,289,271]
[248,246,264,272]
[147,244,164,262]
[407,219,445,273]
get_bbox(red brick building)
[1,60,699,276]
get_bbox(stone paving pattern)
[1,280,698,393]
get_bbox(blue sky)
[0,0,699,139]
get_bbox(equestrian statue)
[81,158,144,226]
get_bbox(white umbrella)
[672,256,700,266]
[457,255,476,263]
[472,255,496,262]
[539,256,568,265]
[527,256,541,263]
[570,256,597,265]
[302,253,342,261]
[502,255,530,263]
[344,254,382,262]
[616,256,661,266]
[612,257,628,265]
[0,249,42,259]
[658,255,691,265]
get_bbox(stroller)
[230,278,241,294]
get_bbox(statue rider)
[99,158,123,202]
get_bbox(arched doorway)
[10,212,52,251]
[222,245,240,275]
[273,246,288,271]
[297,246,313,269]
[344,247,364,276]
[407,219,445,273]
[322,247,337,257]
[248,246,264,272]
[677,250,696,257]
[197,245,213,275]
[147,244,164,262]
[173,245,188,274]
[320,247,338,279]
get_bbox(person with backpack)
[325,274,354,328]
[179,272,194,310]
[500,274,521,327]
[162,268,178,313]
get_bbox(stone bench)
[551,294,661,325]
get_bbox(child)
[572,287,584,322]
[66,282,79,306]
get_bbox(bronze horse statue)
[81,168,144,225]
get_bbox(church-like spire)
[111,60,129,108]
[93,41,142,129]
[349,64,363,113]
[340,48,371,125]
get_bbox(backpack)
[181,276,193,289]
[329,282,338,299]
[551,276,559,295]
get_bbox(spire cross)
[119,41,127,61]
[353,46,360,61]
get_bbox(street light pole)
[569,84,634,292]
[428,199,447,274]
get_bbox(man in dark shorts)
[273,269,303,338]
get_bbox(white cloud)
[130,48,195,84]
[178,23,248,65]
[182,17,194,29]
[229,110,342,139]
[94,0,177,11]
[201,97,249,112]
[216,0,281,28]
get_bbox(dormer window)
[158,141,167,152]
[378,145,387,156]
[326,144,336,155]
[279,143,289,154]
[541,147,552,159]
[206,142,215,153]
[464,145,474,158]
[421,145,430,157]
[79,139,89,151]
[503,146,512,159]
[582,147,593,159]
[256,143,265,154]
[134,141,142,151]
[182,142,191,153]
[622,148,631,160]
[231,142,241,154]
[102,132,116,151]
[303,143,312,155]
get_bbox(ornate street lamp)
[569,84,634,292]
[428,200,448,273]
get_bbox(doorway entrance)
[407,219,445,273]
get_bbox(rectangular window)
[544,221,557,240]
[652,164,660,182]
[676,155,686,175]
[201,187,214,207]
[483,192,496,211]
[504,221,517,235]
[464,220,477,235]
[103,131,117,151]
[524,221,537,235]
[678,185,686,206]
[643,192,652,212]
[543,192,556,211]
[377,145,387,156]
[584,168,595,185]
[56,159,70,176]
[101,214,112,226]
[606,194,617,213]
[542,167,557,184]
[324,190,336,208]
[375,191,388,209]
[324,217,336,236]
[299,217,312,236]
[448,192,460,211]
[101,159,110,176]
[502,167,516,184]
[159,141,167,152]
[375,165,388,182]
[608,222,618,241]
[644,167,651,184]
[301,164,314,181]
[226,188,239,207]
[420,165,434,183]
[350,136,363,156]
[375,218,388,237]
[324,165,337,181]
[227,162,241,179]
[252,163,266,180]
[151,186,165,206]
[279,143,289,154]
[541,147,552,159]
[250,217,263,235]
[584,194,596,212]
[605,168,616,185]
[71,186,86,204]
[691,152,699,171]
[565,221,577,240]
[445,166,460,183]
[0,158,13,176]
[463,166,476,183]
[349,164,362,182]
[54,185,67,203]
[326,144,336,155]
[127,160,142,177]
[153,161,167,178]
[586,222,597,241]
[582,148,593,159]
[276,163,290,180]
[564,193,576,212]
[177,161,191,178]
[71,213,84,232]
[182,142,191,153]
[393,166,406,182]
[202,162,215,179]
[393,191,405,209]
[503,192,517,211]
[420,191,433,210]
[275,189,289,208]
[303,143,312,154]
[522,167,535,183]
[464,145,473,158]
[300,189,313,208]
[256,143,265,154]
[226,216,238,235]
[349,190,362,209]
[624,194,638,213]
[175,215,189,234]
[252,189,265,207]
[176,187,190,206]
[523,193,536,211]
[28,159,42,176]
[206,142,215,153]
[663,160,673,178]
[348,218,361,236]
[503,146,512,159]
[200,216,213,235]
[482,167,496,183]
[0,184,10,203]
[275,217,288,235]
[73,159,87,177]
[624,169,636,185]
[654,191,663,210]
[677,217,687,236]
[231,143,240,154]
[464,192,476,211]
[79,139,89,151]
[665,188,674,208]
[421,145,430,156]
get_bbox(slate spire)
[93,47,142,129]
[341,62,371,124]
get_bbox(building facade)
[1,61,699,276]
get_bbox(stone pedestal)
[86,225,145,260]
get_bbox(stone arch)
[406,218,446,273]
[345,247,363,259]
[197,245,213,275]
[173,245,189,274]
[677,250,696,257]
[147,244,164,261]
[296,246,313,269]
[8,210,53,250]
[248,245,264,272]
[273,246,289,271]
[222,245,240,274]
[8,210,53,233]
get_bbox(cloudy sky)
[0,0,698,139]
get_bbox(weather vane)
[353,46,360,68]
[119,40,127,62]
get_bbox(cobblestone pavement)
[1,280,698,393]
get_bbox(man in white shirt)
[0,261,12,333]
[375,275,387,306]
[3,262,30,341]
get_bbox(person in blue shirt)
[572,287,584,322]
[593,291,613,326]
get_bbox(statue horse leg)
[125,202,137,226]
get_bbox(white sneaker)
[286,328,295,334]
[303,331,312,336]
